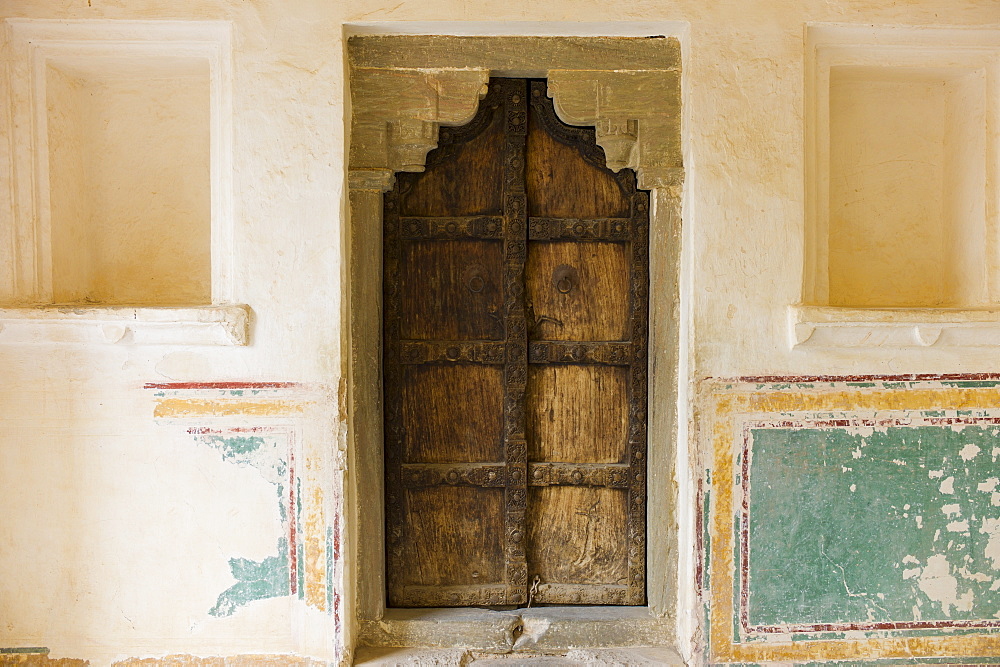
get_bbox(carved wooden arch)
[345,35,684,654]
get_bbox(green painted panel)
[748,423,1000,628]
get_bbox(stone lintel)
[348,39,684,187]
[348,35,681,73]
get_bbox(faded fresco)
[700,376,1000,663]
[148,383,343,652]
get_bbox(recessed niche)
[45,56,212,305]
[827,65,986,308]
[1,21,245,344]
[796,26,1000,347]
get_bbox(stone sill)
[359,606,675,654]
[0,304,251,345]
[355,646,685,665]
[790,305,1000,348]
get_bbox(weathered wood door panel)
[525,241,630,341]
[526,365,628,464]
[400,240,505,341]
[384,78,648,608]
[527,485,630,604]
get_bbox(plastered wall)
[0,1,997,665]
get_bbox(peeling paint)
[154,398,308,418]
[947,520,970,533]
[190,428,297,616]
[917,554,960,616]
[148,385,341,630]
[210,539,290,617]
[744,419,1000,631]
[940,476,955,494]
[981,518,1000,570]
[112,655,326,666]
[961,444,982,461]
[0,649,86,666]
[706,378,1000,662]
[196,433,287,486]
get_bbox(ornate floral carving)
[526,463,630,488]
[398,341,505,365]
[527,216,631,241]
[400,463,508,488]
[527,341,632,366]
[400,216,505,240]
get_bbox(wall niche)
[2,20,247,344]
[828,65,985,308]
[795,26,1000,348]
[46,55,211,305]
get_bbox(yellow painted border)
[153,398,310,418]
[707,383,1000,663]
[304,486,329,611]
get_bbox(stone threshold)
[354,647,685,666]
[359,607,676,657]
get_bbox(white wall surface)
[0,0,997,664]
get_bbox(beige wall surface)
[0,0,997,665]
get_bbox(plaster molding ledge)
[790,305,1000,348]
[0,304,250,345]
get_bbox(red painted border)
[728,373,1000,384]
[188,426,275,434]
[145,381,299,390]
[187,425,300,597]
[739,416,1000,636]
[695,477,704,598]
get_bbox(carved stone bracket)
[349,68,490,192]
[348,168,395,192]
[547,70,683,192]
[348,64,684,195]
[595,117,639,171]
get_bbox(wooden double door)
[383,78,648,608]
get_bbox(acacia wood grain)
[526,365,628,464]
[400,240,504,341]
[401,364,504,463]
[526,108,630,219]
[395,486,506,590]
[527,486,628,586]
[385,78,648,608]
[526,241,629,341]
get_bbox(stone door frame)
[345,33,684,653]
